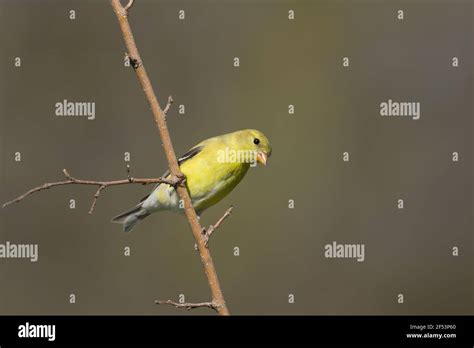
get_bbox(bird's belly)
[147,184,180,211]
[148,161,250,214]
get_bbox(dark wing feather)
[139,145,204,203]
[177,145,204,164]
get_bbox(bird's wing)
[139,145,204,203]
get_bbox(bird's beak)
[256,151,268,166]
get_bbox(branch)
[194,206,233,250]
[2,168,181,213]
[163,96,174,118]
[155,300,218,312]
[89,185,106,214]
[110,0,230,315]
[123,0,134,16]
[204,206,233,247]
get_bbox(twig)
[123,0,135,15]
[2,168,181,212]
[110,0,230,315]
[155,299,218,312]
[89,185,106,213]
[163,96,174,119]
[204,206,233,247]
[194,206,233,250]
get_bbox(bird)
[111,129,272,232]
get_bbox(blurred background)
[0,0,472,315]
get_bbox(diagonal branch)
[2,0,231,316]
[110,0,230,315]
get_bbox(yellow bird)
[112,129,272,232]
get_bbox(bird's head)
[240,129,272,166]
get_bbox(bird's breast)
[181,158,250,213]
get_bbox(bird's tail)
[111,202,151,233]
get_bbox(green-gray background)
[0,0,472,315]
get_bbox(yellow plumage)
[112,129,272,232]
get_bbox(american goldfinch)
[112,129,272,232]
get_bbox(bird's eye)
[253,138,260,145]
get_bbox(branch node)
[130,57,141,69]
[126,163,132,182]
[124,52,141,69]
[62,169,73,181]
[171,173,186,188]
[123,0,135,16]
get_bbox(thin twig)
[204,206,233,247]
[155,299,218,312]
[194,206,234,250]
[123,0,135,15]
[2,168,181,210]
[163,96,174,118]
[110,0,230,315]
[89,185,106,213]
